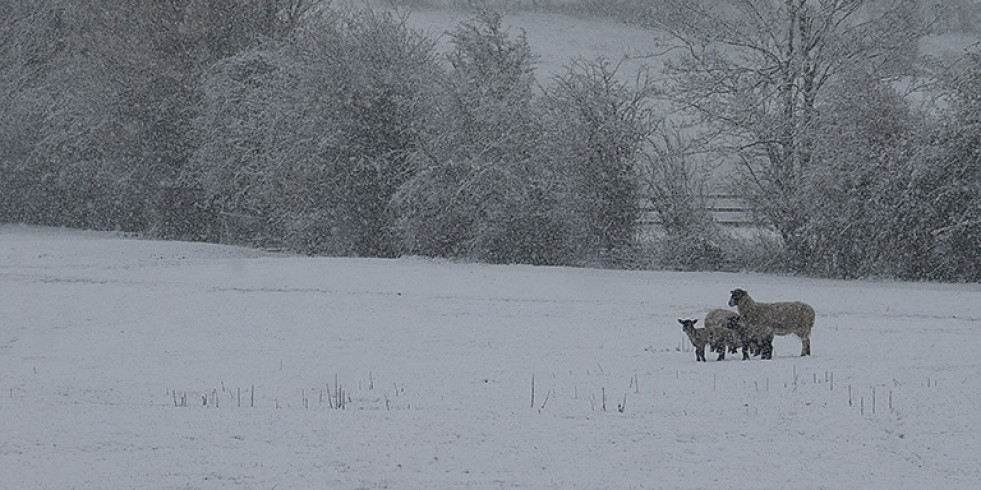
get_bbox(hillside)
[391,2,978,84]
[398,6,663,83]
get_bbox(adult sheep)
[704,308,740,354]
[704,308,737,329]
[728,288,815,357]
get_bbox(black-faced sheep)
[679,318,732,362]
[704,308,740,354]
[728,288,815,357]
[724,315,774,360]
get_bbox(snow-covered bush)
[306,9,442,257]
[187,8,442,253]
[790,53,980,282]
[394,12,581,265]
[641,131,728,271]
[795,69,922,279]
[918,51,981,281]
[538,58,658,265]
[720,230,787,274]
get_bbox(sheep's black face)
[678,318,697,329]
[729,289,747,307]
[724,315,740,329]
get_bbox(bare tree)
[643,131,715,234]
[653,0,924,270]
[641,129,726,270]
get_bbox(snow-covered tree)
[641,129,727,270]
[916,49,981,281]
[393,12,551,263]
[0,1,162,230]
[312,8,442,257]
[799,68,922,278]
[155,0,318,240]
[540,58,658,264]
[186,8,441,254]
[0,0,317,236]
[654,0,924,272]
[181,0,315,63]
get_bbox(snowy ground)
[3,225,981,489]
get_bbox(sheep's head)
[729,289,748,307]
[678,318,698,331]
[724,315,741,330]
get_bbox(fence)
[640,194,753,227]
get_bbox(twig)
[531,373,535,409]
[539,391,551,413]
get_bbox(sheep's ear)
[677,319,684,324]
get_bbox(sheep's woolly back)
[704,308,738,329]
[702,326,732,346]
[729,290,814,337]
[704,311,741,353]
[681,321,732,348]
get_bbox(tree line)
[1,0,978,281]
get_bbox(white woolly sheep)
[728,288,815,357]
[704,308,740,354]
[723,314,774,360]
[704,308,738,329]
[679,318,732,362]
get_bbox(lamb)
[728,288,815,357]
[679,318,732,362]
[703,308,740,354]
[723,314,774,360]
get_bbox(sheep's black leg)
[710,341,726,361]
[801,337,811,356]
[696,347,706,362]
[741,341,750,360]
[761,339,774,360]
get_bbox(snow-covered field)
[3,225,981,489]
